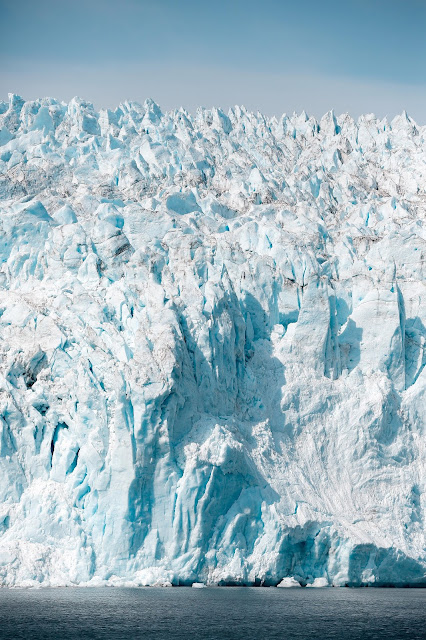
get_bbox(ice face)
[0,94,425,587]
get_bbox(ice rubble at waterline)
[0,93,425,587]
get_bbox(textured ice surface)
[0,94,425,586]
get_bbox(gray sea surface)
[0,587,424,639]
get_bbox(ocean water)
[0,587,424,640]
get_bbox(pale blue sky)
[1,0,425,120]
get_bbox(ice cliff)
[0,93,425,587]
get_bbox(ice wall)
[0,94,425,586]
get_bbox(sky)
[1,0,425,121]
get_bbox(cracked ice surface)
[0,93,425,586]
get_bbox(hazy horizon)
[1,0,426,121]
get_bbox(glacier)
[0,93,425,587]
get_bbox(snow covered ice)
[0,93,425,587]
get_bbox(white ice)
[0,94,425,587]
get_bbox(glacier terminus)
[0,93,425,587]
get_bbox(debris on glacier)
[0,93,425,587]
